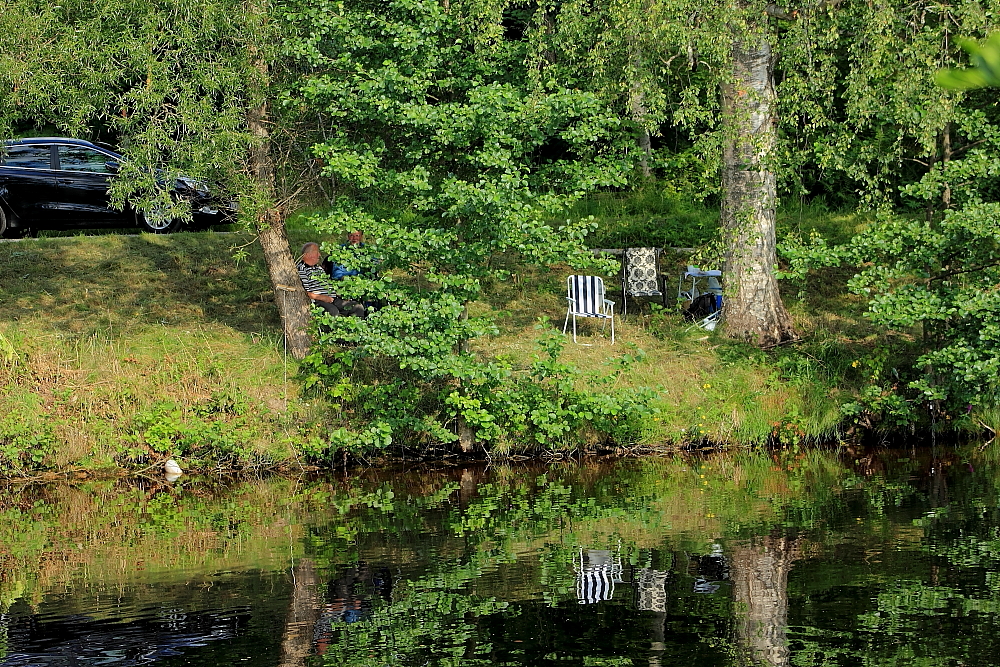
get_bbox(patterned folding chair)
[621,247,666,316]
[563,275,615,344]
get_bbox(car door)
[53,145,128,225]
[0,144,60,223]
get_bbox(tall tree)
[720,21,796,346]
[0,0,314,357]
[532,0,797,345]
[285,0,630,448]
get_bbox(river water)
[0,447,998,666]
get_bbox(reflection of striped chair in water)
[575,548,625,604]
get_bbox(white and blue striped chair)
[563,275,615,344]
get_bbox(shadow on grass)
[0,230,306,339]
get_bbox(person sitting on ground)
[325,230,371,280]
[327,230,384,311]
[298,242,366,319]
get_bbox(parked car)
[0,137,234,237]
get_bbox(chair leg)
[563,309,570,336]
[610,312,615,344]
[572,314,578,343]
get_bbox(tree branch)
[765,4,798,19]
[950,137,989,157]
[766,0,844,20]
[933,259,1000,282]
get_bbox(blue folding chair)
[678,265,723,302]
[563,275,615,344]
[679,265,723,331]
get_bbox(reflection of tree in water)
[312,558,507,667]
[279,559,322,667]
[730,535,800,667]
[315,561,393,652]
[277,559,397,666]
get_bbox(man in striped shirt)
[297,242,366,319]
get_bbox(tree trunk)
[942,122,952,209]
[247,101,313,360]
[278,558,324,667]
[730,536,798,667]
[457,303,475,453]
[629,53,653,180]
[720,35,795,347]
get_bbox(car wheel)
[0,208,28,238]
[138,206,182,234]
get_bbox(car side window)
[2,145,52,169]
[58,146,115,173]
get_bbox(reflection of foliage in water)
[303,453,872,666]
[4,450,1000,665]
[318,560,508,666]
[307,450,1000,667]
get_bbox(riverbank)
[0,230,315,476]
[0,214,903,476]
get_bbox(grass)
[579,188,719,250]
[466,196,891,448]
[473,256,865,449]
[0,197,898,473]
[0,229,326,473]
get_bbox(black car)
[0,137,233,237]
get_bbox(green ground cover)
[0,201,929,476]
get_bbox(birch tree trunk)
[247,101,313,360]
[720,35,796,347]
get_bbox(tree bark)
[247,101,313,360]
[457,303,475,453]
[730,536,798,667]
[629,50,653,180]
[942,122,952,209]
[720,35,796,347]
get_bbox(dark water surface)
[1,448,999,666]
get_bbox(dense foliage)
[284,0,658,452]
[7,0,1000,452]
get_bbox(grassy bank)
[0,230,320,475]
[0,204,892,476]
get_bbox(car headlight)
[176,176,210,194]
